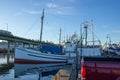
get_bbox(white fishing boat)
[15,9,68,65]
[103,43,120,56]
[64,21,102,64]
[15,47,67,64]
[15,9,68,77]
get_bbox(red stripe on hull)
[15,58,67,64]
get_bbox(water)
[0,53,65,80]
[15,70,57,80]
[0,53,14,80]
[15,64,64,80]
[0,53,14,64]
[0,68,14,80]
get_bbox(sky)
[0,0,120,44]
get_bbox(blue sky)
[0,0,120,44]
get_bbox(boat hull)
[15,47,68,77]
[15,47,68,64]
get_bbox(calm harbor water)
[0,68,14,80]
[15,69,57,80]
[0,53,14,80]
[0,53,14,64]
[0,53,65,80]
[15,64,64,80]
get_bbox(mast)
[40,9,44,44]
[59,28,61,44]
[80,25,83,60]
[109,35,111,45]
[6,23,8,31]
[107,34,111,45]
[84,21,88,46]
[91,20,94,47]
[91,20,95,54]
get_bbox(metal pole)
[80,26,83,62]
[59,28,61,44]
[84,22,88,46]
[91,20,95,54]
[76,41,79,79]
[7,41,10,64]
[40,9,44,47]
[6,23,8,31]
[7,41,10,54]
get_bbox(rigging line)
[88,25,93,39]
[94,34,100,41]
[87,24,100,41]
[23,17,40,37]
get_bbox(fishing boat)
[63,22,102,64]
[103,35,120,56]
[15,9,68,65]
[103,43,120,56]
[15,47,67,64]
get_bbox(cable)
[23,17,40,37]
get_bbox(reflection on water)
[0,53,14,64]
[0,53,67,80]
[15,73,54,80]
[15,64,65,80]
[0,53,14,80]
[0,68,14,80]
[15,63,65,77]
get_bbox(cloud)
[46,6,74,15]
[56,10,72,15]
[22,9,41,15]
[56,7,74,15]
[46,3,58,8]
[27,11,41,14]
[14,9,42,16]
[15,1,74,16]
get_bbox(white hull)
[15,47,68,77]
[15,47,68,64]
